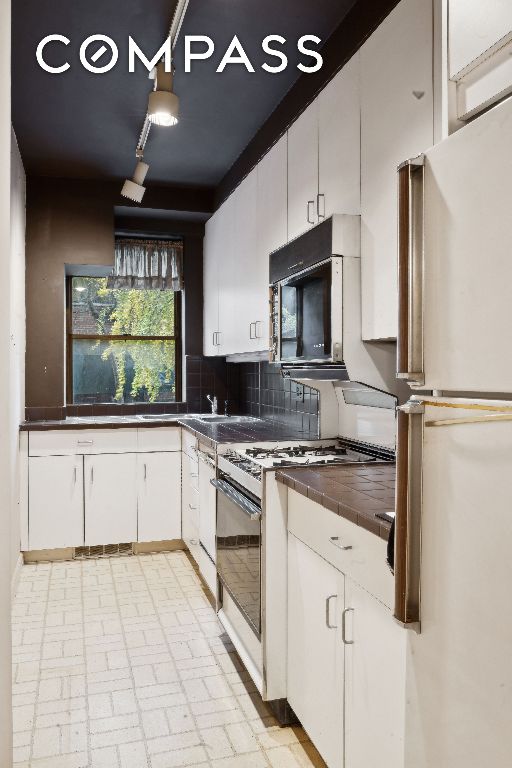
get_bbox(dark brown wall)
[25,178,115,408]
[25,178,205,408]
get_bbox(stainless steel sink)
[195,415,259,424]
[139,414,177,421]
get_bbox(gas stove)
[217,439,394,498]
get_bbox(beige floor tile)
[11,554,323,768]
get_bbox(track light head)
[148,62,180,126]
[121,160,149,203]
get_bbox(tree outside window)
[67,277,181,404]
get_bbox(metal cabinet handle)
[329,536,352,551]
[249,322,255,339]
[90,466,94,484]
[325,594,337,629]
[188,503,198,511]
[215,331,221,347]
[254,321,261,339]
[307,200,315,224]
[212,332,216,347]
[73,466,77,483]
[394,400,424,631]
[189,473,198,479]
[342,608,354,645]
[143,463,147,481]
[397,156,425,386]
[317,193,325,220]
[78,440,93,445]
[287,260,304,271]
[189,538,198,546]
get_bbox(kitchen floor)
[11,551,325,768]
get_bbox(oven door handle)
[211,478,262,520]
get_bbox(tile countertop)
[19,414,309,447]
[276,464,396,541]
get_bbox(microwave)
[269,215,359,365]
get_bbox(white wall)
[10,133,26,584]
[0,0,13,763]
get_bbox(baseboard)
[11,553,23,599]
[23,547,74,563]
[133,539,185,554]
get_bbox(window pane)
[72,339,177,404]
[71,277,175,336]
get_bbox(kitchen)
[2,0,512,767]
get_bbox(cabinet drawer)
[137,427,181,453]
[29,429,138,457]
[182,429,198,459]
[287,489,393,608]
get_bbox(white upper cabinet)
[449,0,512,120]
[257,135,288,255]
[288,56,361,242]
[203,211,220,356]
[255,135,288,349]
[361,0,434,341]
[449,0,512,77]
[287,99,319,241]
[216,193,236,356]
[318,53,361,219]
[233,168,262,352]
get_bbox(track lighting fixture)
[120,159,149,203]
[148,62,179,126]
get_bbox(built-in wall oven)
[213,474,262,637]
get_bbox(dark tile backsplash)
[25,357,319,437]
[233,361,320,438]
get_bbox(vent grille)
[74,543,133,560]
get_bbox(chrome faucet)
[206,394,218,415]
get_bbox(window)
[67,277,181,404]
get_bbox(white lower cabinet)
[137,452,181,543]
[181,452,200,566]
[344,579,406,768]
[198,452,217,594]
[287,533,344,768]
[28,455,84,550]
[84,454,138,546]
[287,526,405,768]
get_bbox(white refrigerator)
[394,93,512,768]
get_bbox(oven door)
[213,476,262,638]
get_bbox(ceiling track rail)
[136,0,190,155]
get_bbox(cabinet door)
[318,54,361,219]
[216,194,237,355]
[182,453,200,565]
[28,456,84,550]
[287,533,344,768]
[203,213,220,356]
[361,0,433,340]
[449,0,512,78]
[287,100,319,241]
[344,579,406,768]
[84,454,137,545]
[233,169,261,353]
[256,135,288,348]
[198,456,216,562]
[138,452,181,543]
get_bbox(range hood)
[281,363,349,381]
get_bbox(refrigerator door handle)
[397,156,425,387]
[394,400,424,631]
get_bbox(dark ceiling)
[13,0,356,189]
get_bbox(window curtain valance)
[107,238,184,291]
